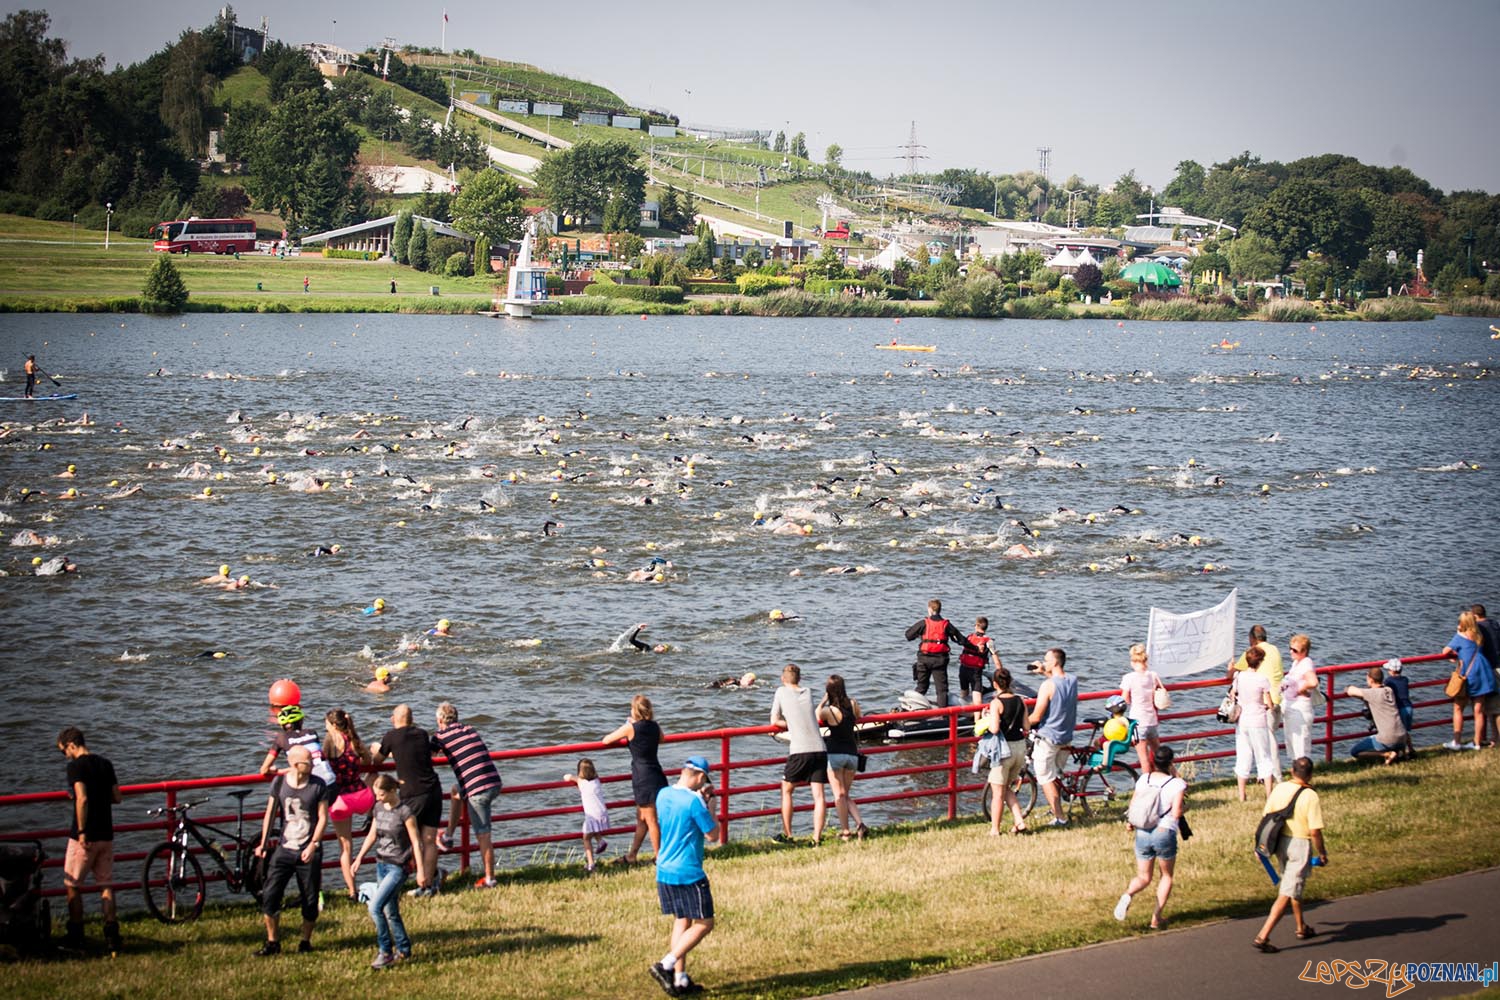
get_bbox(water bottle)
[1310,855,1324,867]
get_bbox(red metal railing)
[0,651,1455,903]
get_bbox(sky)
[13,0,1500,195]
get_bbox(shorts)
[658,877,714,920]
[328,784,375,823]
[958,666,986,694]
[1277,836,1313,899]
[1133,724,1159,742]
[63,838,114,887]
[403,790,444,828]
[782,751,828,785]
[1485,690,1500,716]
[632,772,668,807]
[466,787,499,836]
[987,741,1026,786]
[1032,739,1072,785]
[1133,826,1178,861]
[262,845,323,920]
[826,753,860,773]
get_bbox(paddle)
[33,363,61,388]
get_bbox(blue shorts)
[1133,826,1178,861]
[826,753,860,773]
[658,877,714,920]
[467,787,499,836]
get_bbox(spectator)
[352,774,428,969]
[1228,624,1285,717]
[431,702,503,888]
[1382,659,1415,757]
[1281,635,1320,761]
[1234,646,1278,801]
[817,674,868,842]
[1115,744,1187,930]
[602,695,668,864]
[1470,604,1500,745]
[985,666,1030,836]
[1252,756,1328,952]
[770,663,828,845]
[1120,642,1167,773]
[370,705,444,896]
[253,745,329,956]
[57,726,121,952]
[323,709,375,902]
[647,755,719,997]
[1344,667,1407,765]
[1442,611,1496,750]
[563,759,610,872]
[259,704,336,788]
[1027,647,1078,827]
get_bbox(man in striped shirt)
[431,703,504,888]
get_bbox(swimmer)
[309,543,342,557]
[363,598,387,616]
[365,665,393,694]
[768,609,801,623]
[542,520,561,536]
[221,574,252,591]
[200,564,232,585]
[56,464,76,479]
[708,671,759,689]
[35,555,79,575]
[1003,543,1039,559]
[611,623,670,654]
[427,619,452,637]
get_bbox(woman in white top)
[1114,744,1187,930]
[1234,645,1279,800]
[1281,634,1319,761]
[1120,643,1168,773]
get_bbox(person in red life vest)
[959,616,1001,705]
[904,599,976,707]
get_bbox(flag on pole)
[1145,589,1238,678]
[443,9,448,21]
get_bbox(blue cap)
[683,755,711,774]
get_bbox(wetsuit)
[24,358,37,398]
[904,615,974,708]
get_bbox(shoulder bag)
[1216,684,1241,724]
[1153,684,1172,711]
[1446,652,1471,699]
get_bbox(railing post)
[718,734,731,846]
[947,708,959,821]
[458,796,472,874]
[1324,670,1336,763]
[165,788,176,839]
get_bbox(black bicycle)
[982,717,1139,822]
[141,789,271,922]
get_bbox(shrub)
[1441,296,1500,317]
[1255,299,1321,323]
[407,226,429,272]
[736,272,795,296]
[0,191,39,216]
[685,281,738,295]
[141,255,189,312]
[444,251,473,277]
[321,248,378,261]
[583,282,685,304]
[1125,299,1240,322]
[1356,298,1435,321]
[1006,297,1070,320]
[35,199,74,222]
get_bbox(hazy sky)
[15,0,1500,194]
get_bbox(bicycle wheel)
[980,769,1037,822]
[142,843,205,922]
[1079,762,1138,819]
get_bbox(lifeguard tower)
[503,217,548,318]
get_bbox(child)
[959,617,998,705]
[352,774,428,969]
[563,759,610,872]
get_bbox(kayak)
[0,393,77,401]
[875,344,936,352]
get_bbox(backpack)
[1254,785,1307,857]
[1126,774,1172,831]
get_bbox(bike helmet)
[1104,695,1127,716]
[277,704,305,727]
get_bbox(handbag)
[1153,686,1172,711]
[1446,657,1469,699]
[1216,687,1241,724]
[1310,685,1328,710]
[856,751,869,773]
[1178,814,1193,841]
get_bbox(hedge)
[685,281,738,295]
[322,248,384,261]
[736,273,795,296]
[583,282,685,304]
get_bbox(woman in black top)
[817,674,869,841]
[601,694,668,863]
[986,666,1031,835]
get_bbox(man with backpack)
[1114,745,1187,930]
[1252,756,1329,952]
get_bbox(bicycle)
[141,789,272,922]
[982,716,1139,822]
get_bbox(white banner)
[1146,589,1238,678]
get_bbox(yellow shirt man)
[1232,631,1285,706]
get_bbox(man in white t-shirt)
[769,663,828,845]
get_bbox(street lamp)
[105,202,113,249]
[71,213,76,245]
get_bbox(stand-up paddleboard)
[0,393,77,401]
[875,343,936,352]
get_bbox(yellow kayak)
[876,343,936,352]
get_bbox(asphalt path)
[825,868,1500,1000]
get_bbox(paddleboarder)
[24,354,37,398]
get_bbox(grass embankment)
[11,751,1498,1000]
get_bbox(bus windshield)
[159,222,187,241]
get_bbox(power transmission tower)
[901,122,928,178]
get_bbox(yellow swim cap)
[770,609,784,621]
[67,464,76,472]
[238,575,250,584]
[374,598,386,609]
[202,487,212,496]
[375,666,391,681]
[212,651,226,659]
[32,556,42,565]
[393,660,409,671]
[219,565,230,576]
[437,619,450,631]
[653,573,665,583]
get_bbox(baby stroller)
[0,840,50,955]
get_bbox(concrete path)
[825,868,1499,1000]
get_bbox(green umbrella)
[1120,260,1182,287]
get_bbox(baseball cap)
[683,755,711,774]
[1383,657,1403,674]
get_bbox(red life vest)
[960,632,989,669]
[920,617,951,655]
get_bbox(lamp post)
[105,202,113,249]
[71,213,76,245]
[993,179,1000,219]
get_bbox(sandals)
[856,824,869,842]
[1009,825,1031,836]
[1251,938,1279,953]
[1296,924,1317,940]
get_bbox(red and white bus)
[153,218,257,254]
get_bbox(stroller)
[0,840,50,955]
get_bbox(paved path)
[827,868,1499,1000]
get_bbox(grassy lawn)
[9,749,1497,999]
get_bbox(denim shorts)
[826,753,860,773]
[1133,825,1178,861]
[467,787,499,836]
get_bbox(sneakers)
[407,884,437,898]
[1050,817,1070,827]
[103,921,122,952]
[677,978,704,994]
[649,960,679,996]
[1468,742,1484,751]
[297,939,313,953]
[436,833,452,852]
[771,833,797,845]
[1113,893,1132,921]
[395,950,412,963]
[1443,739,1464,750]
[475,876,498,888]
[596,839,609,855]
[254,939,281,957]
[371,951,396,970]
[585,862,596,873]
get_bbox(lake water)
[2,312,1497,821]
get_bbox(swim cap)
[393,660,409,671]
[437,619,450,631]
[202,487,212,496]
[769,609,785,621]
[374,598,385,610]
[220,565,230,576]
[67,464,75,472]
[740,672,756,687]
[375,666,391,681]
[277,705,304,726]
[31,556,42,565]
[238,575,250,584]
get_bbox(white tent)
[1073,249,1099,268]
[869,240,918,270]
[1046,248,1076,269]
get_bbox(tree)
[258,40,321,103]
[790,132,808,160]
[160,30,218,157]
[474,234,490,275]
[1242,178,1370,269]
[392,211,413,264]
[407,224,429,272]
[824,143,843,171]
[602,190,639,234]
[534,138,645,225]
[245,88,360,234]
[451,167,525,244]
[1161,160,1206,215]
[657,186,679,231]
[772,131,785,154]
[1225,233,1281,282]
[1073,262,1103,297]
[142,254,189,311]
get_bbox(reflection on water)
[1,313,1496,826]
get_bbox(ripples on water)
[1,313,1497,814]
